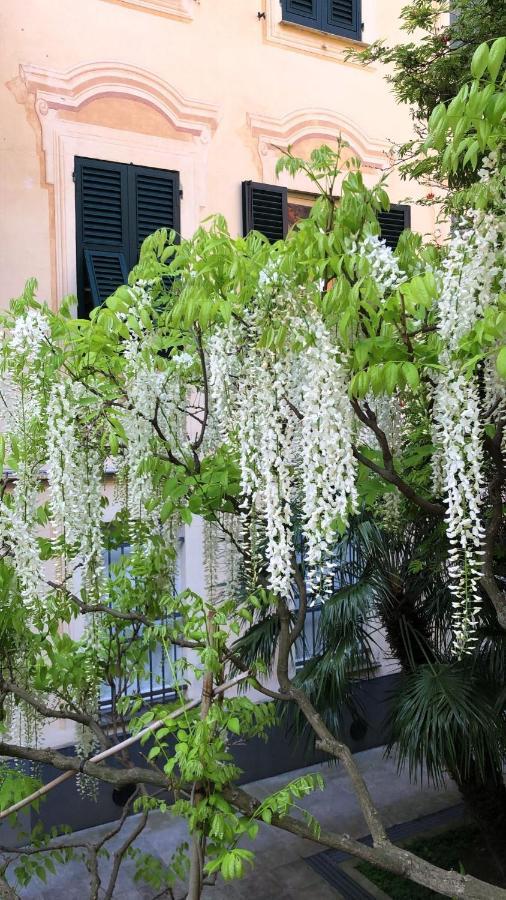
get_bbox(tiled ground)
[10,746,461,899]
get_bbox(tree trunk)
[187,831,204,900]
[187,610,216,900]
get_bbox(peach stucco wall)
[0,0,436,308]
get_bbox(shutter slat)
[84,249,128,307]
[242,182,288,243]
[378,204,411,250]
[331,0,353,24]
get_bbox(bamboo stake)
[0,672,249,822]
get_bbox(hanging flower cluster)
[0,490,41,608]
[46,382,104,590]
[115,285,192,563]
[0,306,50,608]
[432,371,485,652]
[9,308,50,362]
[298,315,357,585]
[357,233,405,298]
[208,284,357,598]
[432,168,505,651]
[437,211,504,350]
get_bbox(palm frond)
[388,663,506,787]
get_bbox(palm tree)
[233,519,506,883]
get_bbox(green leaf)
[471,42,489,80]
[463,140,479,169]
[496,346,506,379]
[487,36,506,81]
[228,717,241,735]
[402,362,419,391]
[384,361,399,396]
[180,507,192,525]
[428,102,446,130]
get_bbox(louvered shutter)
[378,204,411,250]
[76,159,181,315]
[323,0,361,40]
[242,182,288,242]
[282,0,319,29]
[75,157,129,313]
[129,166,180,259]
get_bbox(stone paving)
[13,746,461,899]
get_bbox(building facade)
[1,0,439,830]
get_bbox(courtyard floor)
[16,745,461,899]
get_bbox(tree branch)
[351,399,445,517]
[190,324,208,453]
[275,595,386,845]
[0,672,249,821]
[224,785,506,900]
[0,742,168,789]
[481,418,506,628]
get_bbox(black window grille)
[99,544,179,716]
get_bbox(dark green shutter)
[282,0,361,39]
[378,204,411,250]
[76,158,181,315]
[242,181,288,242]
[323,0,361,40]
[75,158,129,313]
[130,166,180,259]
[282,0,319,28]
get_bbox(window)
[243,183,410,251]
[281,0,362,41]
[75,157,181,315]
[99,544,179,717]
[293,537,362,668]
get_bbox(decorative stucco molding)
[248,106,390,191]
[20,61,219,143]
[100,0,194,20]
[19,62,219,301]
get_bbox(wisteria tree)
[0,41,505,900]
